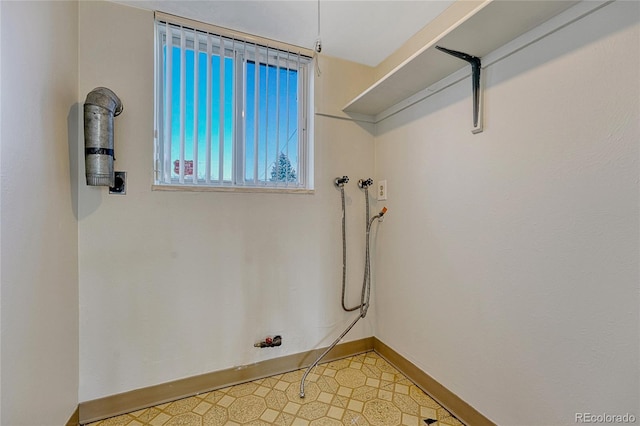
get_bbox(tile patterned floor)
[86,351,464,426]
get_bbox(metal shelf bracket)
[436,46,483,134]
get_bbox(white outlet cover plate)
[377,180,387,201]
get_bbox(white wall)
[0,1,79,424]
[374,1,639,425]
[78,1,375,402]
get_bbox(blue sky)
[165,45,299,183]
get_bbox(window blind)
[155,12,313,189]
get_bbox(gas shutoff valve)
[254,335,282,348]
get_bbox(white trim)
[152,184,314,195]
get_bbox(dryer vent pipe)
[84,87,123,186]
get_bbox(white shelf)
[343,0,579,119]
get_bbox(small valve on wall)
[254,335,282,348]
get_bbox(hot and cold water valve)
[334,176,349,187]
[254,335,282,348]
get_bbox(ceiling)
[111,0,456,67]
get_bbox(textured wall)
[0,1,79,423]
[78,1,376,402]
[374,1,639,424]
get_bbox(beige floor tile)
[310,418,342,426]
[361,364,383,379]
[351,385,378,402]
[148,412,172,426]
[227,395,266,423]
[317,391,334,404]
[316,376,339,394]
[129,409,147,418]
[260,408,280,422]
[283,401,301,415]
[192,400,212,415]
[381,372,395,382]
[87,414,134,426]
[202,405,227,425]
[165,396,200,415]
[366,378,380,388]
[322,368,336,378]
[331,395,349,409]
[297,401,330,421]
[265,388,289,411]
[326,406,344,420]
[337,386,352,397]
[420,406,438,419]
[275,412,296,426]
[363,356,377,365]
[254,385,271,397]
[395,383,409,395]
[402,413,420,426]
[202,391,225,405]
[378,389,393,402]
[325,359,350,370]
[274,380,290,391]
[343,410,369,426]
[216,395,235,408]
[227,382,258,397]
[347,399,364,412]
[335,368,367,388]
[363,399,402,426]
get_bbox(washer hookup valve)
[254,335,282,348]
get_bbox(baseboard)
[65,406,79,426]
[79,336,492,425]
[79,336,374,424]
[373,337,495,426]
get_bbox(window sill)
[152,184,314,195]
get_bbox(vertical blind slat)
[164,23,173,184]
[285,52,290,187]
[295,51,301,188]
[205,36,212,184]
[275,50,280,183]
[264,46,269,184]
[239,41,247,185]
[253,43,259,185]
[192,29,199,184]
[179,27,186,184]
[218,37,225,183]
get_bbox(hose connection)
[358,178,373,189]
[334,176,349,187]
[375,207,388,222]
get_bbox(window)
[154,13,314,191]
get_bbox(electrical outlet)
[377,180,387,201]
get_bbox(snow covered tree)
[270,153,297,182]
